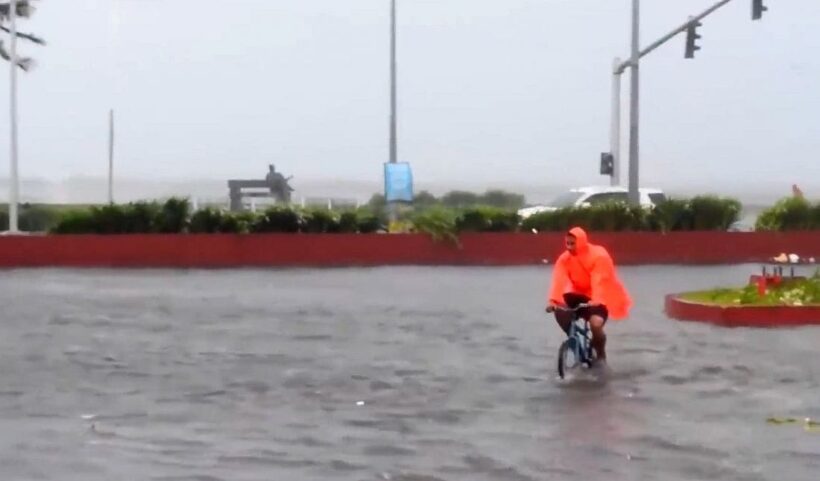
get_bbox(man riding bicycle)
[546,227,631,361]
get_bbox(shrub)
[813,203,820,230]
[189,207,252,234]
[523,204,645,232]
[455,207,520,233]
[155,197,191,233]
[338,211,359,233]
[688,196,741,231]
[49,209,96,234]
[586,203,646,231]
[410,207,458,244]
[522,208,572,232]
[755,197,816,231]
[356,212,383,233]
[123,202,160,233]
[647,198,692,232]
[301,209,340,233]
[251,206,302,233]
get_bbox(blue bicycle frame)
[566,314,594,366]
[553,303,595,371]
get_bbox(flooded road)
[0,266,817,480]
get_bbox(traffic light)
[685,19,702,59]
[752,0,767,20]
[600,152,614,176]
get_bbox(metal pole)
[108,109,114,204]
[389,0,397,165]
[610,57,622,187]
[627,0,640,205]
[8,0,19,232]
[640,0,733,59]
[614,0,736,75]
[387,0,398,225]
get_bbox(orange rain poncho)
[548,227,632,320]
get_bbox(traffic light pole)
[633,0,733,63]
[627,0,640,205]
[607,0,749,201]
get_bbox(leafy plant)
[49,209,96,234]
[251,206,302,233]
[689,196,741,231]
[410,207,459,245]
[301,209,340,233]
[356,212,383,234]
[189,207,252,234]
[647,198,692,232]
[456,207,520,233]
[155,197,191,233]
[756,197,816,231]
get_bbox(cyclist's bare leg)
[553,309,572,335]
[589,315,606,360]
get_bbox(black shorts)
[563,293,609,322]
[554,293,608,334]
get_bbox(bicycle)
[548,303,598,379]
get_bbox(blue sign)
[384,162,414,203]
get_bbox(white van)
[517,186,667,219]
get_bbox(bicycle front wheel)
[557,339,581,379]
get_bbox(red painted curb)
[0,231,817,268]
[665,294,820,328]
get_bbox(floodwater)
[0,266,817,481]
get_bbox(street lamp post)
[385,0,398,224]
[8,0,19,232]
[389,0,397,165]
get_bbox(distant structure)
[228,164,294,211]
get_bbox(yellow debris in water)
[766,417,798,424]
[767,417,820,433]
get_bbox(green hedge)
[455,207,520,233]
[523,203,647,232]
[522,196,741,233]
[27,194,820,235]
[755,197,820,231]
[189,208,257,234]
[49,200,386,235]
[50,200,189,234]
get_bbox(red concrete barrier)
[665,294,820,328]
[0,231,817,268]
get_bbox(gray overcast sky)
[1,0,819,198]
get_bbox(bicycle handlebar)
[547,303,590,313]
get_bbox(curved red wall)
[0,232,817,268]
[665,294,820,327]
